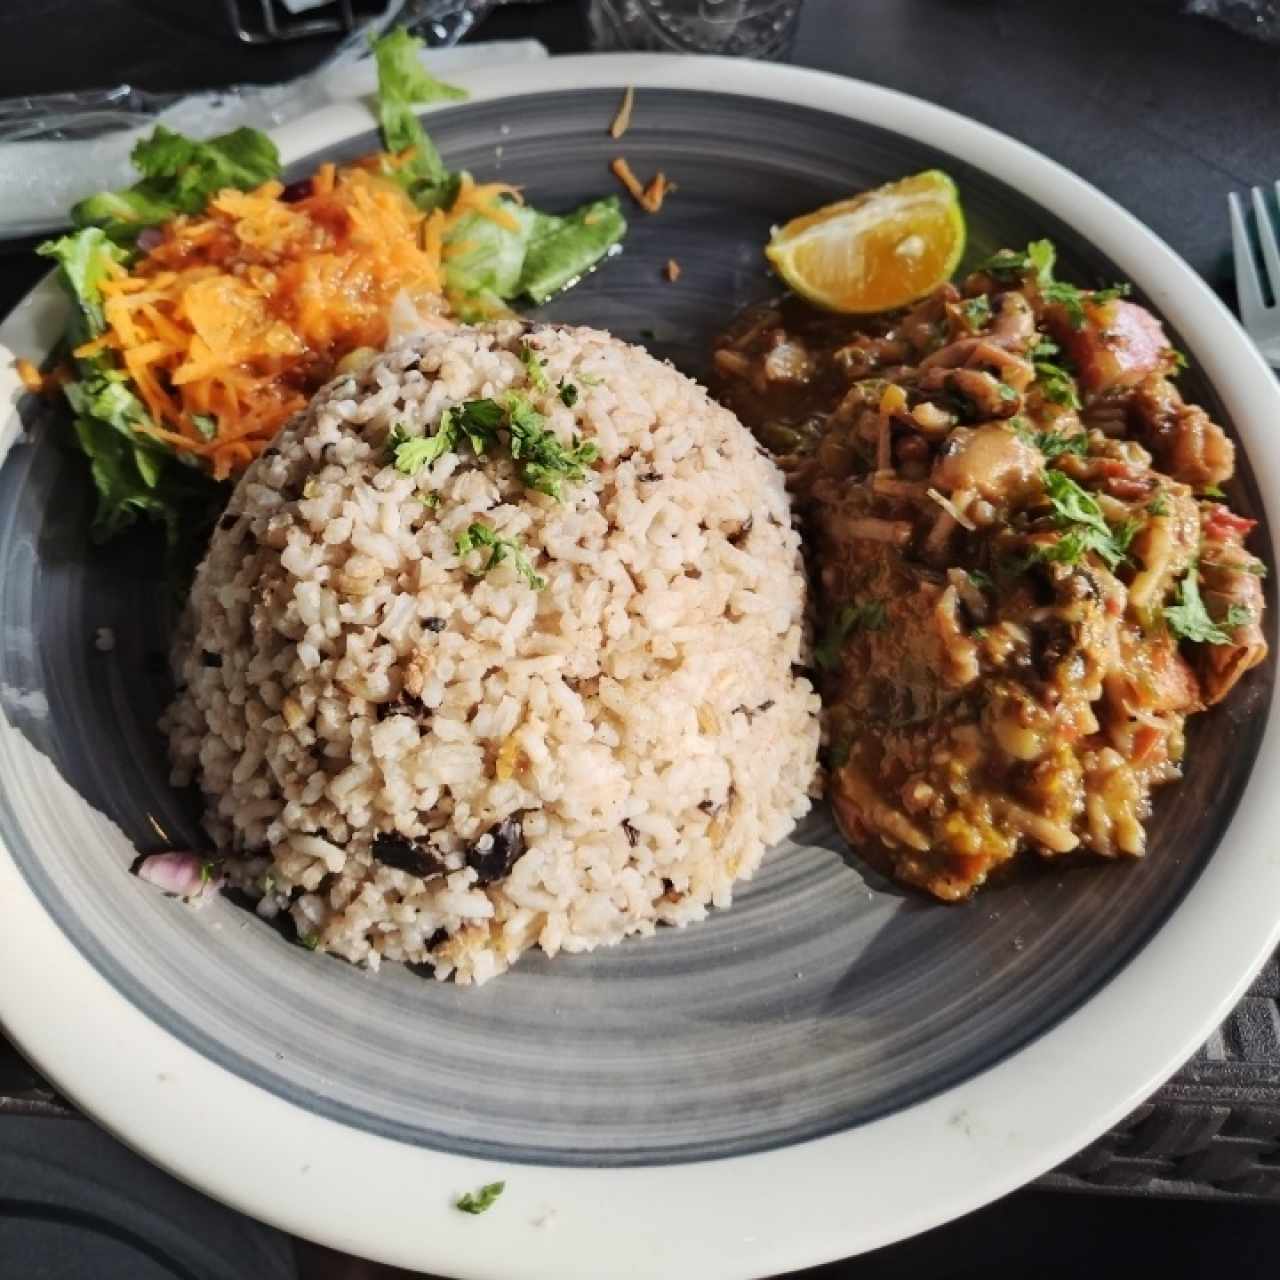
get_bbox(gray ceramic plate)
[1,56,1279,1280]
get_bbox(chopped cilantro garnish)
[456,1181,505,1215]
[961,295,991,332]
[1040,280,1087,329]
[814,600,887,669]
[978,239,1056,286]
[503,391,598,499]
[1027,239,1057,283]
[191,413,217,441]
[1148,493,1170,516]
[418,491,441,509]
[1043,469,1109,532]
[456,522,545,589]
[1168,348,1189,373]
[1033,360,1082,410]
[199,859,218,885]
[389,416,458,474]
[454,398,503,455]
[520,343,551,392]
[1012,417,1086,458]
[1031,336,1060,360]
[1041,280,1130,329]
[300,932,320,951]
[1165,562,1250,644]
[1036,430,1088,459]
[997,381,1019,402]
[967,569,994,590]
[559,380,579,407]
[1039,469,1134,569]
[389,397,594,500]
[1201,484,1226,498]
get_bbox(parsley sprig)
[1034,469,1137,570]
[1033,360,1082,409]
[1042,280,1132,330]
[520,343,551,392]
[504,392,599,499]
[977,238,1056,285]
[1164,562,1250,644]
[975,239,1132,329]
[814,600,887,669]
[389,417,456,474]
[388,393,597,501]
[456,522,545,589]
[1011,418,1087,459]
[455,1181,505,1215]
[960,295,991,332]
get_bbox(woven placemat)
[4,949,1278,1199]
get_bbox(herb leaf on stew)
[977,238,1056,286]
[961,295,991,332]
[814,601,887,669]
[1165,563,1250,645]
[1033,360,1082,410]
[1039,469,1134,569]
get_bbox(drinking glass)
[584,0,805,59]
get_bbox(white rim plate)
[1,53,1278,1280]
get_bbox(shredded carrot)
[86,160,509,475]
[610,157,648,207]
[15,357,44,394]
[609,86,635,140]
[664,258,681,283]
[611,156,674,214]
[642,172,674,214]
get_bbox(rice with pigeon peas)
[164,321,820,983]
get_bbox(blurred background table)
[1,0,1278,1273]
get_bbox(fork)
[1230,184,1280,368]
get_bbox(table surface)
[1,0,1279,1273]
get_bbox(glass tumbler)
[584,0,805,59]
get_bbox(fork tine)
[1250,186,1280,306]
[1230,191,1268,322]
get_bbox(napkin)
[0,37,548,241]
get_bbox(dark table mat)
[0,0,1277,1202]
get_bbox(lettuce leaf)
[444,202,540,299]
[373,27,467,114]
[63,357,223,552]
[35,227,129,338]
[70,125,280,240]
[517,197,627,304]
[371,27,465,198]
[442,197,627,311]
[36,227,224,554]
[369,28,624,302]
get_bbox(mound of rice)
[164,322,820,983]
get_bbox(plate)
[1,54,1278,1280]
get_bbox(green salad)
[31,27,627,576]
